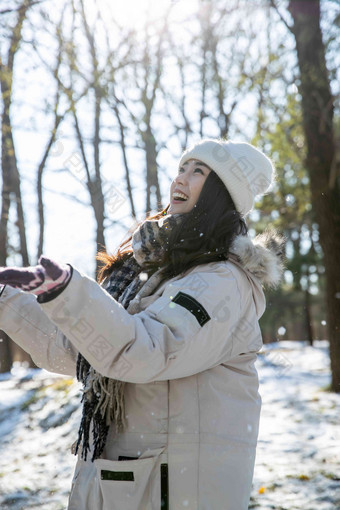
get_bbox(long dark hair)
[97,170,247,283]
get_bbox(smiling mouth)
[172,191,189,204]
[171,198,187,204]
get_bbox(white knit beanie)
[179,138,276,216]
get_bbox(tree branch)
[269,0,294,33]
[0,0,45,16]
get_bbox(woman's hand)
[0,256,71,296]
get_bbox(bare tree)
[143,6,188,215]
[0,0,32,267]
[162,0,261,154]
[104,5,174,216]
[55,0,137,273]
[108,94,137,220]
[129,16,170,214]
[0,0,38,371]
[195,2,251,139]
[36,39,64,260]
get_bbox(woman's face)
[168,159,211,214]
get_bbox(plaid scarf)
[75,214,181,461]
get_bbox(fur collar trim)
[229,229,287,290]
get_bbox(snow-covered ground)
[251,341,340,509]
[0,340,339,509]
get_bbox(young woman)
[0,138,286,510]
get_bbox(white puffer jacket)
[0,231,284,510]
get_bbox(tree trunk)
[112,101,136,219]
[10,340,36,368]
[143,124,162,214]
[289,0,340,391]
[304,287,314,346]
[36,128,57,260]
[79,0,106,275]
[0,331,12,373]
[12,164,30,266]
[0,1,36,371]
[92,90,106,268]
[0,108,12,266]
[0,0,31,266]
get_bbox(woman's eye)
[177,167,203,174]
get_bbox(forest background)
[0,0,340,391]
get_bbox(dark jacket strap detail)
[172,291,211,327]
[100,470,134,481]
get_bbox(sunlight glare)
[94,0,196,30]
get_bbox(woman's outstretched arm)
[38,263,261,383]
[0,285,78,376]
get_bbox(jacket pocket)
[94,447,166,510]
[68,458,103,510]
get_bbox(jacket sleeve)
[0,285,78,376]
[38,264,261,383]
